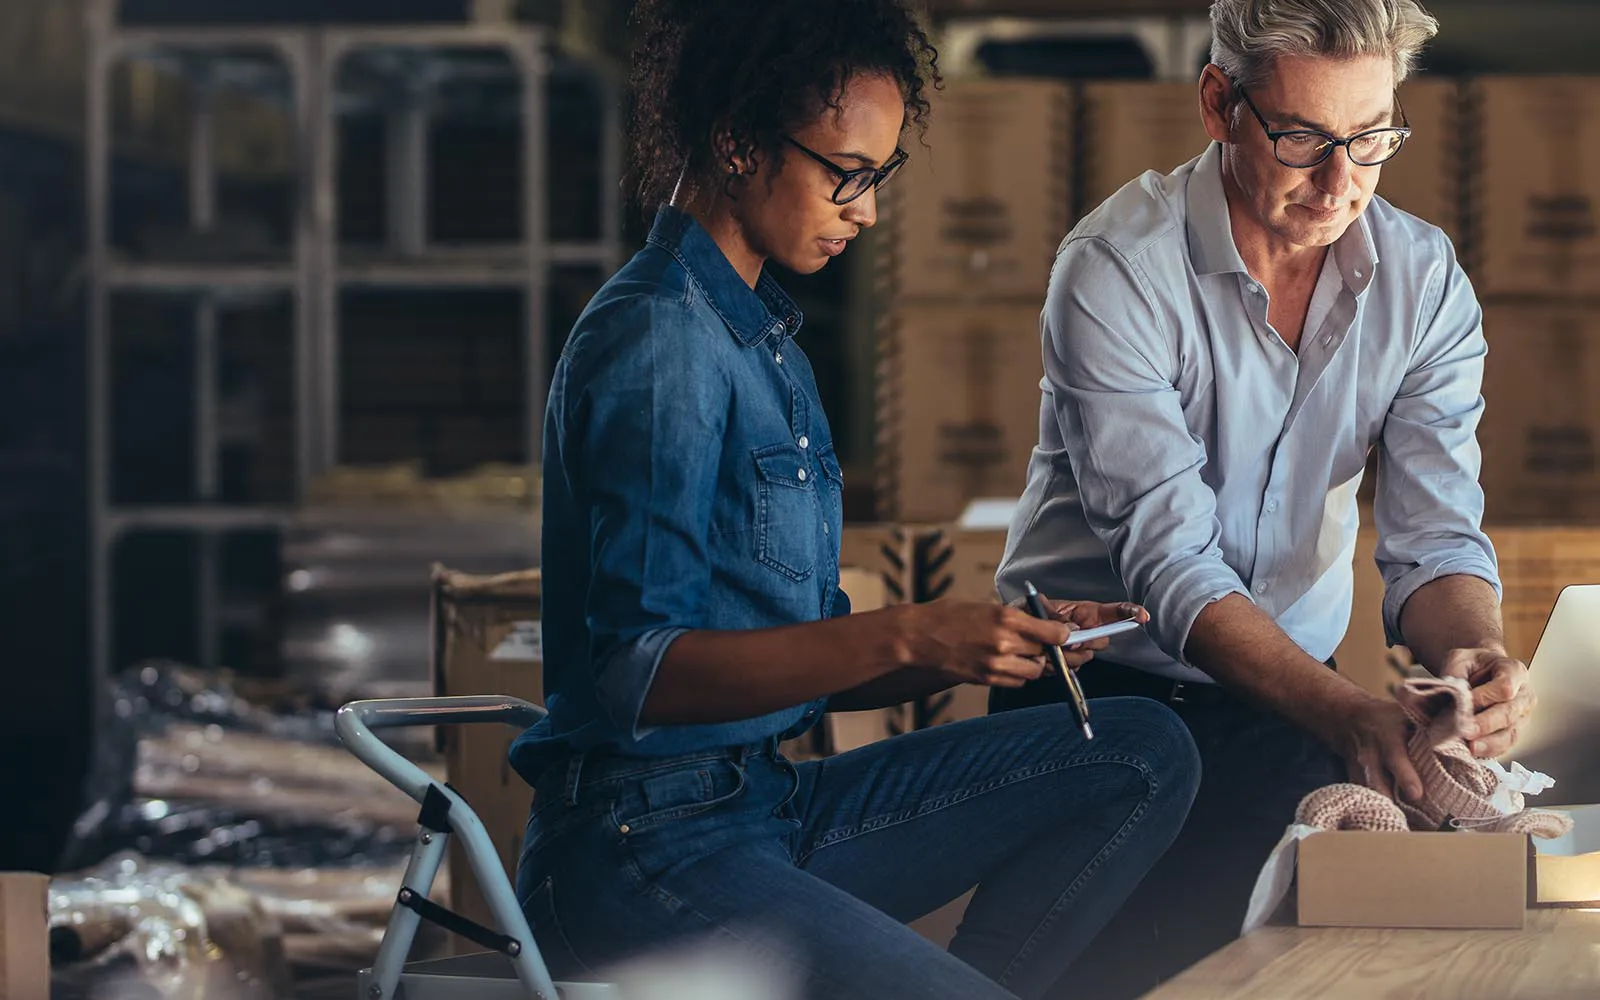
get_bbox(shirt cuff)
[593,625,691,741]
[1382,555,1502,648]
[1145,558,1250,668]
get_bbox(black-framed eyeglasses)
[1234,83,1411,168]
[782,135,908,205]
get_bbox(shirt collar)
[1185,142,1381,294]
[1185,144,1248,277]
[645,205,803,347]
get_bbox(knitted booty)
[1296,783,1409,831]
[1295,673,1572,838]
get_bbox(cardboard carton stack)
[1079,80,1213,212]
[1378,77,1467,245]
[1471,77,1600,523]
[877,79,1073,522]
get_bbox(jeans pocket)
[523,875,590,978]
[610,757,748,835]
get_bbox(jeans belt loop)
[562,750,587,807]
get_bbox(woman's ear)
[713,126,762,177]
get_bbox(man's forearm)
[1397,574,1505,672]
[1184,594,1370,749]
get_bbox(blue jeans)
[992,661,1346,999]
[515,699,1200,1000]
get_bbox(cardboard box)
[1480,304,1600,523]
[1474,76,1600,296]
[883,79,1072,301]
[1080,81,1213,212]
[430,566,543,941]
[876,304,1045,522]
[1534,804,1600,905]
[799,565,899,758]
[1297,831,1528,929]
[916,524,1009,603]
[0,873,47,1000]
[839,524,917,604]
[1335,523,1406,696]
[1377,77,1464,245]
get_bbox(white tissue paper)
[1240,822,1320,936]
[1484,759,1556,814]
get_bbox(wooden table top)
[1140,909,1600,999]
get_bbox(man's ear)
[1198,64,1237,146]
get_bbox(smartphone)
[1063,616,1144,647]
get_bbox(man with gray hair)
[992,1,1537,994]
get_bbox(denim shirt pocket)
[752,443,820,581]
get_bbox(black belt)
[1076,657,1337,711]
[1077,660,1235,710]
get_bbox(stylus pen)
[1023,580,1094,740]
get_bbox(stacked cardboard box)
[1079,80,1213,212]
[430,566,544,943]
[1378,77,1466,244]
[1471,78,1600,523]
[1337,522,1600,689]
[877,80,1073,522]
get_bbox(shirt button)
[1265,498,1279,513]
[823,523,830,535]
[775,352,784,364]
[1250,284,1264,295]
[1255,582,1268,596]
[797,468,807,482]
[798,435,809,450]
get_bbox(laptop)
[1507,584,1600,807]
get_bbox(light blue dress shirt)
[997,143,1501,684]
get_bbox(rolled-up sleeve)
[1046,238,1249,663]
[1373,236,1500,645]
[565,297,729,738]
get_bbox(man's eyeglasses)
[1234,84,1411,168]
[782,135,908,205]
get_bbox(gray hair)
[1209,0,1440,92]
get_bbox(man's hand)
[1439,648,1537,758]
[1006,596,1148,669]
[1331,693,1425,802]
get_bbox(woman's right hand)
[892,600,1071,688]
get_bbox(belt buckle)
[1169,681,1187,704]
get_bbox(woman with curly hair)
[507,1,1200,996]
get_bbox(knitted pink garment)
[1294,676,1572,839]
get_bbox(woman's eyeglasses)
[782,136,909,205]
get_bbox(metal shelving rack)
[85,0,623,688]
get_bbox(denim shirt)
[509,207,844,781]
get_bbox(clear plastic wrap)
[48,852,290,1000]
[54,664,453,997]
[62,663,442,871]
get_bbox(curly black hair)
[626,0,940,208]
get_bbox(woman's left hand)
[1006,596,1149,669]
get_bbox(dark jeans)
[990,661,1344,1000]
[515,699,1200,1000]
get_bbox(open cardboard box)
[1293,804,1600,930]
[1297,830,1531,930]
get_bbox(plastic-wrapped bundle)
[61,663,443,871]
[48,852,291,1000]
